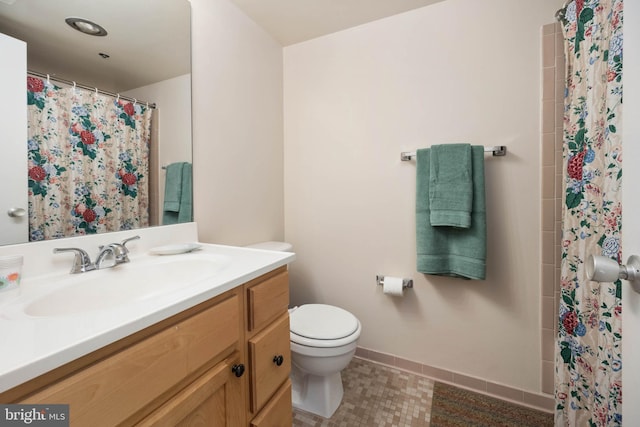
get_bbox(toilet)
[245,241,362,418]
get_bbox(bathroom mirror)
[0,0,192,244]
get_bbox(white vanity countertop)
[0,242,295,394]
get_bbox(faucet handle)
[112,235,140,264]
[121,235,140,249]
[53,247,96,274]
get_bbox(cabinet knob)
[231,363,245,377]
[273,355,284,366]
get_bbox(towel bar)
[400,145,507,161]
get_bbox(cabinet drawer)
[250,380,292,427]
[247,270,289,332]
[21,293,240,427]
[249,314,291,413]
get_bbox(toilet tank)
[245,241,293,252]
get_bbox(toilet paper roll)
[383,276,404,296]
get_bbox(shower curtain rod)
[27,70,157,109]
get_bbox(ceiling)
[0,0,444,92]
[229,0,446,46]
[0,0,190,92]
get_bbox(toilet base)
[291,368,344,418]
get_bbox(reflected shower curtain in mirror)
[555,0,623,425]
[26,77,152,240]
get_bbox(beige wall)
[125,74,193,225]
[188,0,564,394]
[190,0,284,246]
[284,0,561,393]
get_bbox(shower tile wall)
[540,22,564,396]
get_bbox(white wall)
[190,0,284,246]
[622,0,640,423]
[125,74,193,224]
[284,0,560,392]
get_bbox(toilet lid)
[290,304,359,340]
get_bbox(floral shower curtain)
[27,77,152,240]
[555,0,623,425]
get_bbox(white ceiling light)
[65,17,108,36]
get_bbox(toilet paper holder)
[376,275,413,289]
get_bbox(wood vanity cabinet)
[244,267,292,427]
[0,266,292,427]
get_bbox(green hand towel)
[429,143,473,228]
[177,162,193,223]
[416,147,486,280]
[162,162,184,225]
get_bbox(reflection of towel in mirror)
[177,162,193,223]
[163,162,192,225]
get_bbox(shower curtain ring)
[116,94,120,102]
[95,87,98,95]
[46,74,50,83]
[133,98,137,105]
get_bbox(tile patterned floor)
[292,357,434,427]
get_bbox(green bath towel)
[416,147,486,280]
[429,144,473,228]
[177,162,193,223]
[162,162,192,225]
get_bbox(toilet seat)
[290,304,361,348]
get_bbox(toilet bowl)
[289,304,361,418]
[245,242,361,418]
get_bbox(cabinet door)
[138,352,245,427]
[250,380,292,427]
[0,33,28,244]
[249,314,291,413]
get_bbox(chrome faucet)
[94,245,116,269]
[52,247,96,274]
[54,235,141,274]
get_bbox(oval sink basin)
[23,254,231,317]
